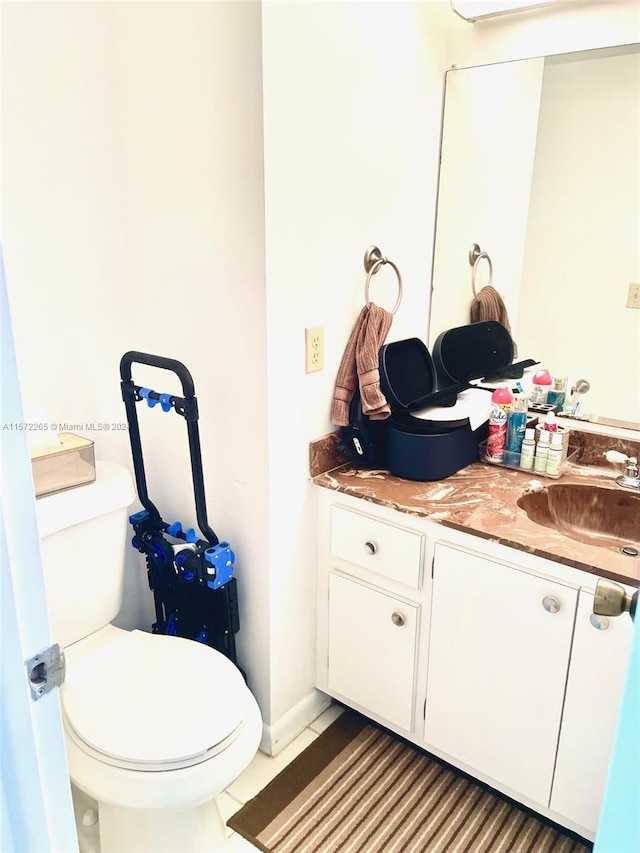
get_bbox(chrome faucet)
[604,450,640,491]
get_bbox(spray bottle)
[485,386,513,463]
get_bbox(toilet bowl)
[36,462,262,852]
[62,625,262,852]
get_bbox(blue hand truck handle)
[120,351,219,547]
[120,351,195,397]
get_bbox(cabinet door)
[328,572,419,731]
[424,544,578,805]
[550,589,634,834]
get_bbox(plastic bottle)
[545,432,564,477]
[505,395,528,464]
[533,430,550,474]
[519,428,535,470]
[546,377,567,410]
[530,369,552,405]
[543,411,558,432]
[485,386,513,463]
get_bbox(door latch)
[594,579,637,622]
[25,643,66,701]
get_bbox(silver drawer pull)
[364,541,377,556]
[590,613,610,631]
[391,612,405,627]
[542,596,560,613]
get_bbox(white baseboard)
[259,689,332,756]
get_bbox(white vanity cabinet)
[550,588,634,833]
[423,543,577,806]
[315,488,635,840]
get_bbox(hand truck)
[120,351,240,667]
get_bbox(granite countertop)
[312,435,640,588]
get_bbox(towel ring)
[469,243,493,297]
[363,246,403,315]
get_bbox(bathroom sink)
[517,484,640,551]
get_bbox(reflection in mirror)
[428,44,639,429]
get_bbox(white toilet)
[36,460,262,852]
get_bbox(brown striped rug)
[228,710,593,853]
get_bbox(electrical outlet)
[627,282,640,309]
[305,326,324,374]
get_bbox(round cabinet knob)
[542,596,560,613]
[590,613,610,631]
[363,541,377,556]
[391,612,405,627]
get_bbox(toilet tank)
[36,461,136,648]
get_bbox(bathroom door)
[594,596,639,852]
[1,248,78,852]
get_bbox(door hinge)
[25,643,66,701]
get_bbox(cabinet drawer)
[330,505,424,588]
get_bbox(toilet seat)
[62,630,249,772]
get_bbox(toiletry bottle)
[485,386,513,463]
[533,430,550,474]
[545,432,564,477]
[530,369,552,405]
[505,395,528,463]
[520,428,535,470]
[546,377,567,410]
[543,411,558,432]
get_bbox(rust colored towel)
[331,303,393,427]
[470,285,518,356]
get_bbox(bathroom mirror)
[428,43,640,428]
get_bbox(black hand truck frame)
[120,351,240,667]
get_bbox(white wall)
[2,1,272,712]
[260,0,450,744]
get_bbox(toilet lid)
[63,630,248,769]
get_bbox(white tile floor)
[215,703,344,852]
